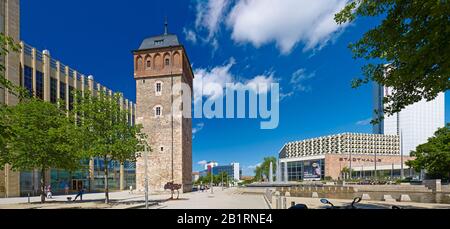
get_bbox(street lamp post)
[400,129,404,179]
[349,150,352,180]
[143,143,149,209]
[211,167,214,194]
[137,133,149,210]
[221,173,224,191]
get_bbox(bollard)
[382,195,396,202]
[361,193,371,200]
[400,194,411,202]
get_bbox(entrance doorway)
[72,180,84,191]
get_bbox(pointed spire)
[164,17,168,35]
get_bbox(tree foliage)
[335,0,449,118]
[407,123,450,180]
[253,156,277,182]
[73,90,142,203]
[2,99,81,202]
[0,33,28,99]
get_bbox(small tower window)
[165,59,170,66]
[146,60,151,69]
[156,83,162,93]
[155,82,162,96]
[155,106,162,117]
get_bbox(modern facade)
[212,163,241,181]
[134,22,193,193]
[278,133,415,181]
[1,0,136,197]
[199,162,242,182]
[373,84,445,155]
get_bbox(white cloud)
[194,0,230,41]
[226,0,349,54]
[193,122,205,134]
[193,58,277,103]
[197,160,208,165]
[356,118,372,126]
[247,163,261,170]
[280,68,315,100]
[183,28,197,44]
[290,68,315,92]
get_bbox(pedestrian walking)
[46,185,53,199]
[73,188,85,201]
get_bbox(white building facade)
[373,84,445,155]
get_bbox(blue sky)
[22,0,449,176]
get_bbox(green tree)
[253,156,278,182]
[2,99,81,203]
[74,90,142,204]
[406,124,450,180]
[0,34,27,99]
[1,34,27,163]
[335,1,449,118]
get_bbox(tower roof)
[137,18,180,51]
[138,34,180,50]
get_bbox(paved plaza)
[1,187,450,209]
[0,188,268,209]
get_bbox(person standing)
[64,183,69,195]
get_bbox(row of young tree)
[194,172,230,187]
[0,35,144,203]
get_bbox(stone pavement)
[0,188,268,209]
[150,188,268,209]
[0,191,163,209]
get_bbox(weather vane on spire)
[164,17,168,35]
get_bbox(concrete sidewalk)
[0,188,268,209]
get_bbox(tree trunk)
[104,156,109,204]
[40,168,46,203]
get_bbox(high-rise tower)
[134,22,193,193]
[373,84,445,156]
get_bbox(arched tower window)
[145,55,152,69]
[163,53,171,68]
[136,56,143,71]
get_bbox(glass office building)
[0,0,138,197]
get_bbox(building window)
[154,40,164,45]
[50,78,57,104]
[68,86,74,111]
[165,58,170,66]
[136,57,143,71]
[146,60,151,69]
[60,82,66,102]
[155,82,162,94]
[24,66,33,96]
[155,106,162,117]
[36,71,44,100]
[160,147,164,152]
